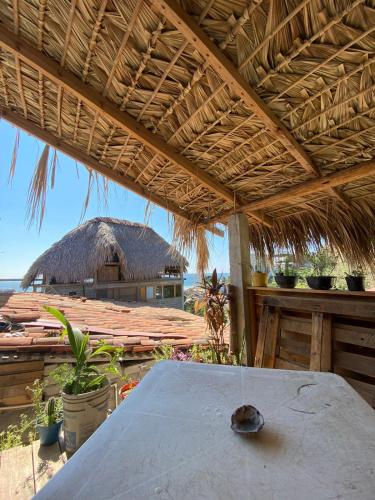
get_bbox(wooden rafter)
[0,107,223,237]
[237,161,375,213]
[151,0,320,177]
[0,25,236,205]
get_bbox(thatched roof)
[1,0,375,268]
[22,217,187,288]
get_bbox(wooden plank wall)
[0,360,44,407]
[250,288,375,408]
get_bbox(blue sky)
[0,120,229,278]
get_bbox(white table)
[36,361,375,500]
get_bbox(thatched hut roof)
[22,217,187,288]
[1,1,375,267]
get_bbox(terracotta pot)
[251,272,267,287]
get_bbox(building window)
[163,285,175,299]
[175,284,182,297]
[146,286,154,300]
[155,286,162,299]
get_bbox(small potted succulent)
[274,256,298,289]
[28,379,63,446]
[345,269,365,292]
[306,249,336,290]
[36,397,63,446]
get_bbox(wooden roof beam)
[0,107,224,237]
[236,160,375,213]
[151,0,320,178]
[0,25,234,205]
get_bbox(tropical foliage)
[44,306,122,395]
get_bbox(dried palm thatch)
[0,0,375,269]
[22,217,188,288]
[173,215,210,274]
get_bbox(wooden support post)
[228,213,252,365]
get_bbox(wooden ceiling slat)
[14,56,27,118]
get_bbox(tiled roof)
[0,293,208,354]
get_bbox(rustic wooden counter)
[247,287,375,407]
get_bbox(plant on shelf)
[44,306,122,454]
[306,248,337,290]
[274,256,298,289]
[345,268,365,292]
[251,259,268,287]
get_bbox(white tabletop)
[36,361,375,500]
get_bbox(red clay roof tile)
[0,293,212,354]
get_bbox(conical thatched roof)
[22,217,187,288]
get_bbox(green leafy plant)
[27,379,62,426]
[44,306,122,395]
[195,269,231,365]
[27,379,45,421]
[275,256,296,277]
[308,249,337,276]
[346,268,364,278]
[0,414,34,451]
[153,344,175,361]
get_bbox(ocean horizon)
[0,273,230,293]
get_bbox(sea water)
[183,272,229,289]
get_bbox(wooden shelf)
[248,286,375,298]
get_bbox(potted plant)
[251,269,268,287]
[44,306,121,454]
[345,269,365,291]
[274,256,298,289]
[306,249,336,290]
[251,258,268,287]
[36,397,63,446]
[27,379,63,446]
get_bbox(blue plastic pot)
[36,420,63,446]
